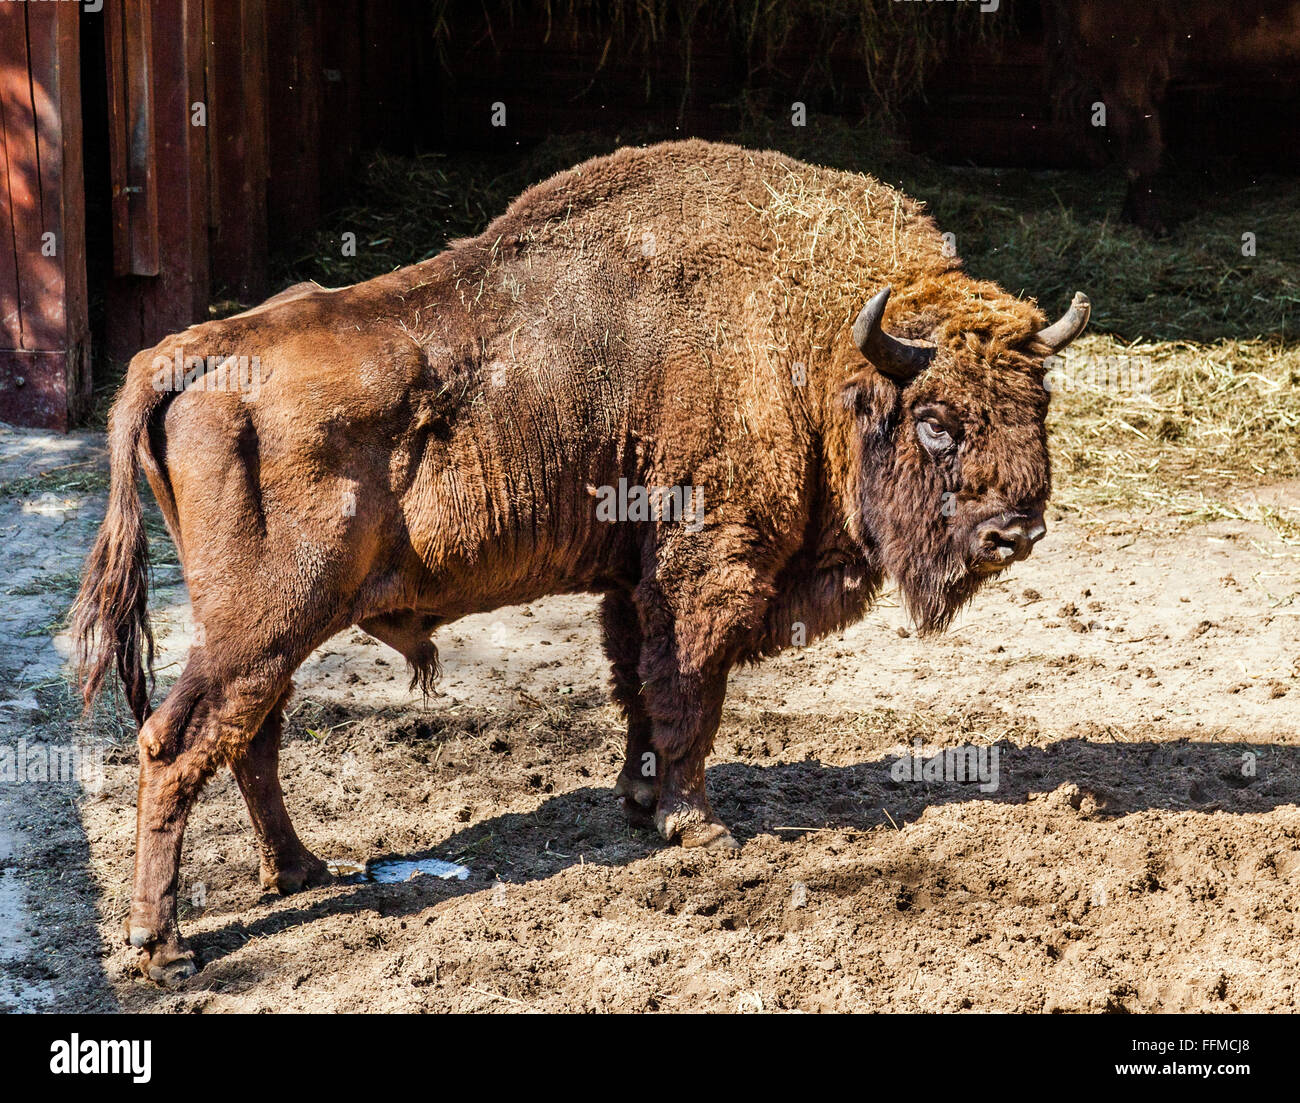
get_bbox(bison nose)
[975,515,1046,570]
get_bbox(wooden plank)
[104,0,211,363]
[54,1,90,418]
[266,0,321,246]
[123,0,159,275]
[182,0,211,312]
[26,3,71,348]
[360,0,422,152]
[148,0,207,335]
[0,2,27,349]
[321,0,361,210]
[205,0,268,301]
[243,0,269,280]
[0,5,44,351]
[105,0,161,276]
[0,350,74,430]
[0,2,88,429]
[103,0,130,275]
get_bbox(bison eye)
[914,403,961,456]
[917,417,953,454]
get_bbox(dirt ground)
[1,423,1298,1013]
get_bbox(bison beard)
[851,388,984,635]
[72,140,1087,982]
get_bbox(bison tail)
[71,369,164,728]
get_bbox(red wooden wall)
[0,2,90,430]
[102,0,428,364]
[101,0,210,365]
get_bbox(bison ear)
[1034,292,1091,353]
[852,287,936,383]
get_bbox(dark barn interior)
[1,0,1298,429]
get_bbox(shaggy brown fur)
[72,140,1085,982]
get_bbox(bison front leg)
[601,592,658,827]
[230,691,331,895]
[647,664,737,851]
[634,560,769,852]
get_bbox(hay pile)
[1046,334,1299,533]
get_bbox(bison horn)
[852,287,935,382]
[1035,292,1091,353]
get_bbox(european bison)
[73,140,1089,982]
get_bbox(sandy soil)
[1,425,1298,1012]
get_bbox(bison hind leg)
[359,612,443,698]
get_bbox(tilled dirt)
[1,423,1298,1012]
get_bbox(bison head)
[843,285,1090,632]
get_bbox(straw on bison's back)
[70,139,1089,984]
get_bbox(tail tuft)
[71,380,163,728]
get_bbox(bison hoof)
[678,822,740,851]
[615,771,659,829]
[147,953,198,987]
[614,771,656,809]
[656,807,739,851]
[131,932,197,986]
[261,855,332,895]
[128,925,156,948]
[620,796,657,829]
